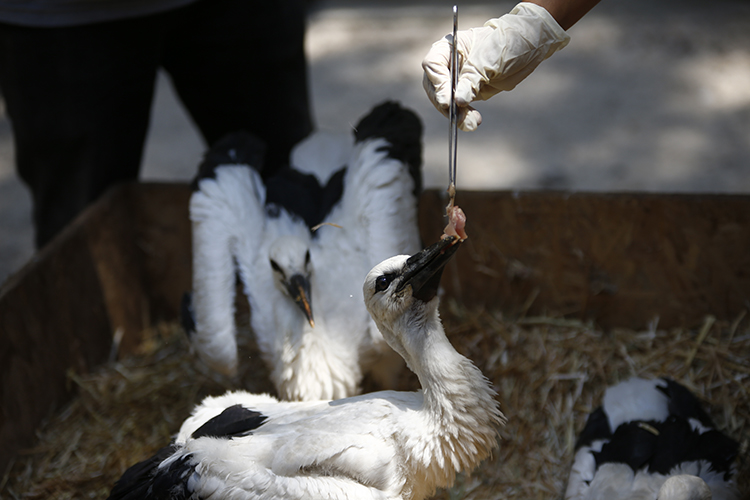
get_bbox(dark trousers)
[0,0,313,247]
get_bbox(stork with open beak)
[108,236,505,500]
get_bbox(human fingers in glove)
[422,0,601,131]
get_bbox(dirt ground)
[2,0,750,283]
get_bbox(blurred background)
[2,0,750,284]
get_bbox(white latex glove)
[422,2,570,131]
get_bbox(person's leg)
[0,17,163,247]
[163,0,313,177]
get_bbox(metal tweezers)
[448,5,458,199]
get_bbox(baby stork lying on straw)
[566,377,740,500]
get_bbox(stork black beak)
[397,236,461,302]
[287,274,315,328]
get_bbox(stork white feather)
[290,129,353,183]
[601,377,669,430]
[108,238,505,500]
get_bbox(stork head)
[363,236,460,359]
[268,235,315,328]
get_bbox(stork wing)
[190,165,267,376]
[334,101,424,264]
[305,103,423,376]
[352,101,422,198]
[191,131,267,189]
[172,392,409,499]
[337,140,422,264]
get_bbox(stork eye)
[375,273,396,292]
[270,259,284,277]
[305,250,311,266]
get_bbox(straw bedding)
[2,305,748,500]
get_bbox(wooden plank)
[84,185,152,354]
[0,200,116,473]
[419,190,750,329]
[0,183,156,473]
[131,183,193,326]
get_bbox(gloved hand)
[422,2,570,131]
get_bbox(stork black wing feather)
[593,421,659,472]
[191,131,267,191]
[648,416,699,474]
[264,165,346,230]
[575,406,612,450]
[657,378,716,429]
[353,100,423,196]
[592,412,739,479]
[648,416,739,477]
[191,404,268,440]
[108,444,197,500]
[265,167,324,229]
[690,429,740,479]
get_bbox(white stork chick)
[108,236,505,500]
[565,377,741,500]
[184,101,423,401]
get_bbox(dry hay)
[0,318,275,500]
[1,305,748,500]
[433,302,750,500]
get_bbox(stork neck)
[397,311,502,496]
[411,321,492,417]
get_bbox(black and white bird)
[185,101,423,401]
[109,236,505,500]
[566,377,741,500]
